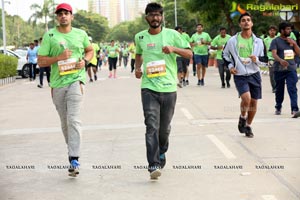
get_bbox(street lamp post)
[174,0,177,27]
[1,0,7,54]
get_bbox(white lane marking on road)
[180,108,194,120]
[206,134,236,159]
[262,195,278,200]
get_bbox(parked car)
[0,48,39,78]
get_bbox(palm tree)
[28,0,56,32]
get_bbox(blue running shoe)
[68,160,80,177]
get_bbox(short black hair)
[219,27,226,32]
[278,22,292,33]
[175,26,182,31]
[196,23,203,28]
[268,25,277,31]
[34,40,38,43]
[238,12,252,23]
[145,2,163,15]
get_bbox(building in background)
[88,0,150,27]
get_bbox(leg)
[159,92,177,155]
[66,81,84,157]
[45,67,51,84]
[141,89,160,169]
[33,64,37,80]
[131,59,135,73]
[39,67,44,86]
[286,70,299,112]
[217,59,225,87]
[240,92,251,118]
[269,66,276,92]
[274,71,286,112]
[247,98,257,125]
[28,63,33,80]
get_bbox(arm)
[272,49,289,68]
[135,54,143,79]
[162,46,192,59]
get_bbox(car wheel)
[21,64,30,78]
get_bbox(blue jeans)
[274,70,298,112]
[141,89,177,170]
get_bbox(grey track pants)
[52,81,84,157]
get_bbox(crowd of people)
[24,2,300,180]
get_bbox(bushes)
[0,54,17,79]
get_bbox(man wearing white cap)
[38,3,94,177]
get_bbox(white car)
[0,48,39,78]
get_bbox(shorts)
[234,72,262,99]
[194,54,208,67]
[176,57,187,73]
[87,63,97,68]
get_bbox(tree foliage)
[72,10,109,42]
[28,0,56,32]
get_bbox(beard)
[146,18,162,29]
[284,32,291,37]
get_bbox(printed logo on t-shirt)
[147,43,156,50]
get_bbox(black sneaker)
[275,109,281,115]
[94,75,97,81]
[37,84,43,88]
[89,79,93,82]
[227,82,230,88]
[197,80,201,85]
[238,116,247,133]
[185,80,189,85]
[200,79,204,86]
[292,111,300,118]
[245,126,254,138]
[221,83,225,88]
[159,154,166,169]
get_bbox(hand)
[230,67,237,75]
[279,59,289,68]
[58,49,72,61]
[135,68,143,79]
[162,46,174,54]
[249,55,257,63]
[76,59,86,69]
[286,37,296,47]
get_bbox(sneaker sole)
[68,171,79,177]
[292,112,300,118]
[150,170,161,180]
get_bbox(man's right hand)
[230,67,237,75]
[279,59,289,68]
[58,49,72,61]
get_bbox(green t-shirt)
[181,32,190,43]
[264,36,276,60]
[190,32,211,55]
[38,27,90,88]
[90,43,100,65]
[107,45,119,58]
[122,48,129,57]
[237,33,253,58]
[135,28,190,92]
[128,44,136,59]
[211,34,231,60]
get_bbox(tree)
[72,11,109,42]
[185,0,255,35]
[28,0,56,32]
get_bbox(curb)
[0,76,16,87]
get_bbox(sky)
[1,0,88,21]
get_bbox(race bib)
[58,58,78,76]
[109,51,116,57]
[240,57,251,65]
[284,50,294,60]
[146,60,166,78]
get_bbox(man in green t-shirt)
[37,3,93,177]
[264,25,277,93]
[86,36,100,82]
[211,27,231,88]
[190,23,211,86]
[135,2,192,180]
[128,42,136,73]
